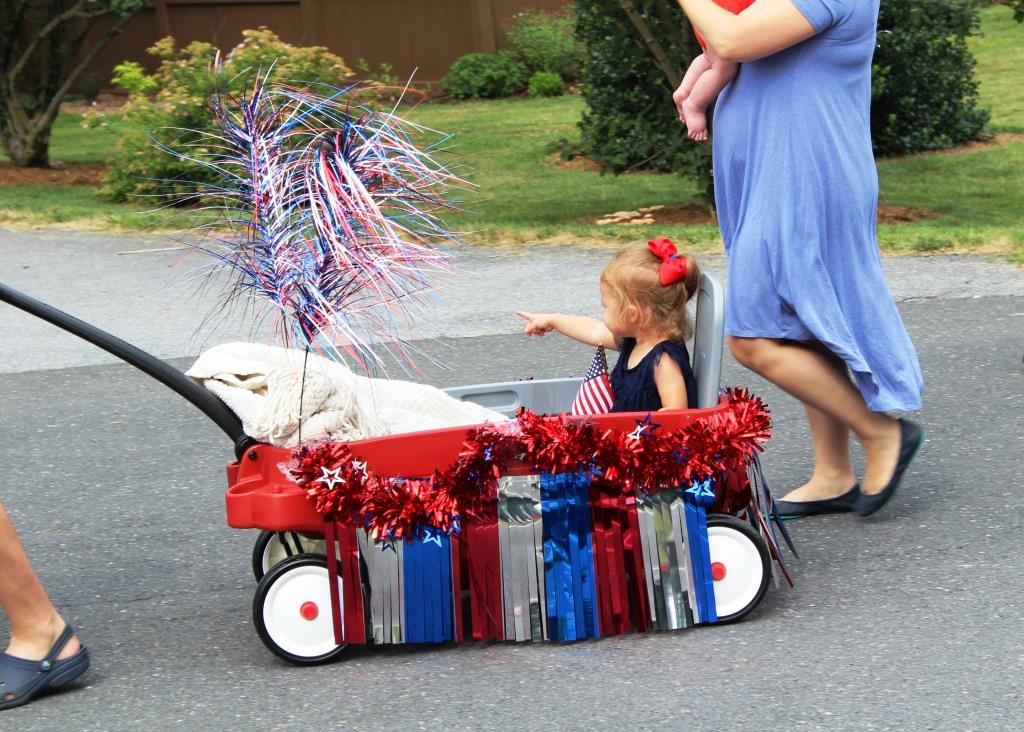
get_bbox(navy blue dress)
[609,339,697,413]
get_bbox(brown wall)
[89,0,570,87]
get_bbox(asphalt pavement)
[1,229,1022,731]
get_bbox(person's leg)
[681,52,739,141]
[783,342,856,501]
[0,503,81,661]
[673,53,712,120]
[727,336,902,497]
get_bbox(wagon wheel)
[705,514,771,623]
[251,530,326,581]
[252,554,349,665]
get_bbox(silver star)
[627,424,647,441]
[315,466,346,490]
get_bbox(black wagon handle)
[0,281,254,458]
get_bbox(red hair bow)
[648,237,689,286]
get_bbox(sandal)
[0,625,90,711]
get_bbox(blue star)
[628,414,662,441]
[639,413,662,433]
[422,526,444,547]
[685,478,715,500]
[377,540,397,553]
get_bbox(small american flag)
[571,346,615,415]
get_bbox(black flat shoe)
[773,484,860,520]
[856,418,925,518]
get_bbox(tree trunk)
[2,4,140,168]
[2,127,51,167]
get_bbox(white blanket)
[186,342,507,446]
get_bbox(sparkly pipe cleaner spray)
[173,60,468,370]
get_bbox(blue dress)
[610,339,697,413]
[712,0,924,411]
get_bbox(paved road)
[1,230,1022,731]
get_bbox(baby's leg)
[673,54,713,121]
[681,55,740,141]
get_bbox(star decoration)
[351,459,369,479]
[315,466,346,490]
[627,414,661,441]
[422,526,444,547]
[685,478,715,500]
[377,539,397,553]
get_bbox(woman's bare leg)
[728,336,902,497]
[0,503,81,661]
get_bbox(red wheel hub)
[710,561,727,581]
[299,601,319,621]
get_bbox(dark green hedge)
[872,0,989,155]
[575,0,712,202]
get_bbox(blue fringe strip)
[541,471,599,641]
[402,529,455,643]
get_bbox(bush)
[442,51,528,99]
[77,71,104,101]
[575,0,712,201]
[872,0,989,156]
[506,10,579,81]
[104,27,353,203]
[528,71,566,97]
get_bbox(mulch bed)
[0,162,106,187]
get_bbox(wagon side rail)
[0,281,253,457]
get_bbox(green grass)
[0,5,1021,261]
[404,96,721,249]
[969,4,1024,133]
[45,112,135,162]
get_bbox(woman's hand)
[515,311,556,336]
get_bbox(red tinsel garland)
[290,387,771,541]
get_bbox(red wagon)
[2,273,792,666]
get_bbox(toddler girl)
[516,239,702,413]
[672,0,754,141]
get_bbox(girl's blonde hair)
[600,243,702,342]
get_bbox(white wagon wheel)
[705,514,771,623]
[252,555,348,665]
[251,530,326,581]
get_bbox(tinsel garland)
[290,387,771,541]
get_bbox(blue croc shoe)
[0,625,90,711]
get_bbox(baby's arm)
[653,353,689,410]
[515,311,618,350]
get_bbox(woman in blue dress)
[673,0,925,517]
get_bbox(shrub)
[528,71,566,97]
[77,71,104,101]
[110,60,157,95]
[872,0,989,156]
[442,51,528,99]
[505,9,579,81]
[104,28,353,203]
[574,0,712,202]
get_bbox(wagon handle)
[0,281,255,459]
